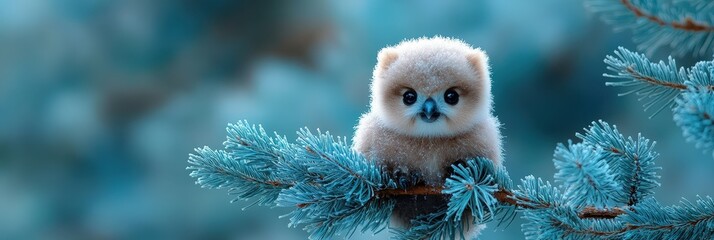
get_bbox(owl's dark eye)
[444,88,459,105]
[402,89,417,105]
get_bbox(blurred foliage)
[2,0,713,239]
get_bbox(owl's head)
[369,36,493,137]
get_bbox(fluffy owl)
[352,36,502,238]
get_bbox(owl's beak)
[420,98,440,123]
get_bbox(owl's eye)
[402,89,417,105]
[444,88,459,105]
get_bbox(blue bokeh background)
[1,1,712,239]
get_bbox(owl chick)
[352,36,502,238]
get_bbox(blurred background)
[1,0,712,239]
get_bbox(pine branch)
[577,120,661,206]
[674,91,714,154]
[187,147,290,206]
[520,191,714,239]
[395,210,469,240]
[517,176,627,239]
[522,198,714,239]
[188,120,712,239]
[603,48,714,119]
[586,0,714,56]
[553,142,619,208]
[619,197,714,239]
[602,47,714,153]
[687,60,714,91]
[603,47,689,117]
[523,208,624,238]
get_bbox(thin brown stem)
[625,67,687,90]
[621,0,714,32]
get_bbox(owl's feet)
[391,168,423,189]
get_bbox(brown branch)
[494,188,523,207]
[377,185,443,197]
[374,185,626,219]
[579,206,626,219]
[621,0,714,32]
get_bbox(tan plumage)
[352,36,502,238]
